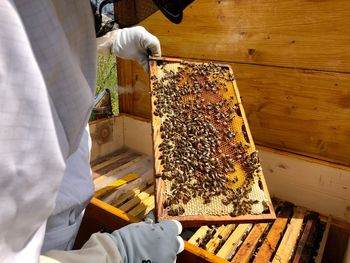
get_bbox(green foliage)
[96,55,118,115]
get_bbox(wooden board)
[216,224,253,260]
[321,224,350,263]
[206,224,236,253]
[123,115,153,156]
[188,226,212,245]
[120,63,150,118]
[234,63,350,167]
[260,148,350,223]
[315,217,331,263]
[93,155,151,190]
[128,195,155,218]
[231,223,269,263]
[93,151,141,176]
[117,58,150,117]
[91,148,128,170]
[140,0,350,73]
[115,0,350,166]
[117,59,134,114]
[292,212,319,263]
[94,173,140,199]
[110,180,152,207]
[149,57,275,225]
[89,116,124,162]
[253,203,293,263]
[181,242,229,263]
[272,207,306,263]
[118,185,154,212]
[120,60,350,167]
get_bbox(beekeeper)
[0,0,193,262]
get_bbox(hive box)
[74,114,349,262]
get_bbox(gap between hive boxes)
[149,57,275,225]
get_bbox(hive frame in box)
[74,114,350,263]
[149,57,276,225]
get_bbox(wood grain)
[129,63,151,118]
[117,59,134,114]
[315,217,331,263]
[93,155,150,190]
[93,151,140,175]
[91,148,128,169]
[260,148,350,223]
[89,116,124,162]
[216,224,253,260]
[94,173,140,199]
[110,181,151,207]
[128,195,155,218]
[231,223,269,263]
[117,0,350,166]
[182,242,230,263]
[235,63,350,166]
[123,114,153,156]
[292,212,319,263]
[141,0,350,73]
[188,226,211,246]
[206,224,236,253]
[253,203,293,263]
[272,207,306,263]
[122,60,350,166]
[118,185,154,212]
[320,224,350,263]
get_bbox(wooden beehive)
[88,144,330,263]
[149,57,274,224]
[75,0,350,262]
[75,115,349,263]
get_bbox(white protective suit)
[0,0,183,262]
[41,126,94,253]
[0,0,96,261]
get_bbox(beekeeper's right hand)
[97,26,161,73]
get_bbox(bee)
[221,199,231,206]
[178,206,185,215]
[167,208,178,216]
[229,211,237,217]
[163,198,171,208]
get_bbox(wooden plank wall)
[117,0,350,166]
[90,116,124,163]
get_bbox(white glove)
[97,26,161,73]
[109,220,184,263]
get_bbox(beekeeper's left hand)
[109,220,184,263]
[97,26,161,73]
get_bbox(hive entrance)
[150,57,275,224]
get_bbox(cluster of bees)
[197,226,218,249]
[151,61,263,217]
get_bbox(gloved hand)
[97,26,161,73]
[109,220,184,263]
